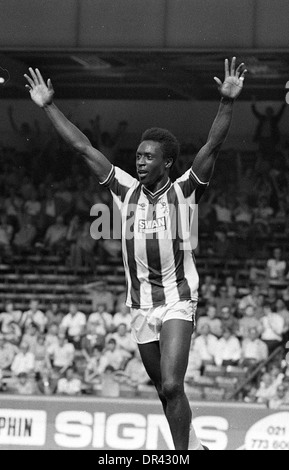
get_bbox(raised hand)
[214,58,247,101]
[24,68,54,108]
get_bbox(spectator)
[88,304,113,334]
[54,181,73,214]
[269,364,284,389]
[34,335,47,374]
[215,327,242,367]
[224,276,237,299]
[66,215,82,266]
[220,307,239,335]
[22,323,39,354]
[238,306,262,340]
[4,188,23,226]
[45,304,64,328]
[241,328,269,365]
[0,302,22,335]
[275,299,289,341]
[21,300,47,333]
[251,100,286,148]
[115,291,127,313]
[0,213,13,256]
[3,321,22,346]
[116,349,150,388]
[0,334,18,372]
[37,369,58,396]
[45,323,60,349]
[102,236,122,260]
[253,196,274,230]
[244,386,258,404]
[256,373,278,404]
[83,280,115,313]
[11,342,35,376]
[44,215,67,252]
[267,287,278,309]
[66,215,81,244]
[215,287,236,316]
[60,303,86,348]
[200,276,217,301]
[13,373,36,396]
[84,346,108,386]
[214,195,233,227]
[249,262,267,288]
[24,192,41,221]
[101,366,120,398]
[113,305,132,332]
[46,334,75,375]
[20,176,35,201]
[260,303,284,354]
[40,188,57,229]
[214,231,233,258]
[239,286,261,314]
[0,369,4,391]
[7,105,41,151]
[91,115,128,162]
[102,338,124,371]
[193,324,218,366]
[13,215,37,251]
[57,368,82,396]
[282,285,289,307]
[269,384,287,410]
[234,198,253,226]
[197,305,223,338]
[283,378,289,406]
[70,222,96,270]
[255,294,266,320]
[186,340,202,382]
[109,324,137,362]
[267,248,287,287]
[81,323,106,362]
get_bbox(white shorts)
[131,300,197,345]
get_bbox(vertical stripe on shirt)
[167,186,192,301]
[145,200,166,307]
[125,186,142,308]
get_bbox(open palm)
[214,58,247,100]
[24,68,54,108]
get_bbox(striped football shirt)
[100,166,208,309]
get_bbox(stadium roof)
[0,49,288,101]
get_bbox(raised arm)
[24,68,112,183]
[192,58,247,182]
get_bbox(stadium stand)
[0,120,289,408]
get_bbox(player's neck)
[143,174,170,195]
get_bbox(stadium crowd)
[0,106,289,407]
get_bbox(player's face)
[136,141,168,187]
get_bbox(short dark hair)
[141,128,180,165]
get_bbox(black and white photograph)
[0,0,289,453]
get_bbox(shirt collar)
[142,179,171,203]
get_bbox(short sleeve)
[60,316,69,329]
[176,169,209,203]
[100,166,139,207]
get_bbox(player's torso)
[120,183,199,307]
